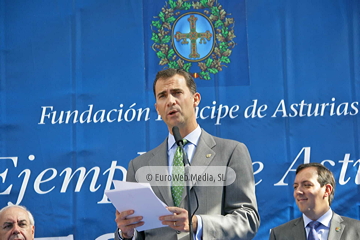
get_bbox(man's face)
[0,207,34,240]
[154,74,200,131]
[293,167,330,220]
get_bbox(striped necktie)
[307,221,321,240]
[171,139,188,207]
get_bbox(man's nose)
[12,225,21,234]
[294,187,303,195]
[166,95,176,106]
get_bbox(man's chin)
[167,119,183,128]
[296,204,307,212]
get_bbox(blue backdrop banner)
[0,0,359,239]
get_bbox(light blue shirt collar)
[167,125,201,151]
[303,208,332,228]
[303,208,332,240]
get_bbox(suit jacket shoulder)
[269,217,306,240]
[128,138,167,169]
[200,129,244,148]
[128,129,246,170]
[269,213,360,240]
[195,129,251,165]
[329,212,360,239]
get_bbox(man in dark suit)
[114,69,260,240]
[269,163,360,240]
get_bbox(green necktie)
[171,139,188,207]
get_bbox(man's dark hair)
[153,68,197,97]
[296,162,336,205]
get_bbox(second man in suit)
[269,162,360,240]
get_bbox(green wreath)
[151,0,236,80]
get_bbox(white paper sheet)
[105,180,171,231]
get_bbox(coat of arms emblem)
[151,0,236,80]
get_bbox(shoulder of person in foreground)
[337,214,360,226]
[209,134,252,161]
[128,139,167,165]
[268,218,304,240]
[201,129,249,150]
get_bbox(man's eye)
[3,224,12,229]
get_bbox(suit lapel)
[179,129,216,205]
[191,130,216,167]
[328,213,345,240]
[148,139,175,206]
[292,218,307,239]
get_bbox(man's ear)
[193,93,201,107]
[324,184,333,198]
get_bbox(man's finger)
[119,210,135,219]
[166,207,186,214]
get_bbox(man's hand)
[159,207,198,233]
[115,210,144,238]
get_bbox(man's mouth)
[168,109,178,115]
[10,236,24,240]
